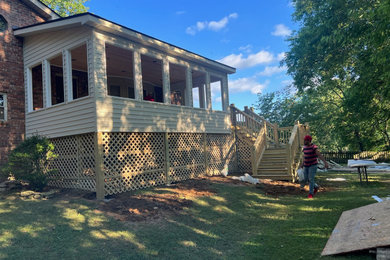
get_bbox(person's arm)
[316,149,329,168]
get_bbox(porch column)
[162,58,170,104]
[221,75,229,112]
[185,67,193,107]
[133,50,143,101]
[63,49,73,102]
[199,84,205,109]
[205,72,212,110]
[42,59,52,107]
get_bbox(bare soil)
[4,176,330,222]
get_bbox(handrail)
[231,104,310,180]
[252,123,267,175]
[230,105,264,138]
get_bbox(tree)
[41,0,89,17]
[284,0,390,151]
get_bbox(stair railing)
[286,124,300,181]
[252,123,267,175]
[286,123,310,181]
[243,106,280,144]
[232,105,310,179]
[231,105,267,174]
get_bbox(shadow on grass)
[0,171,387,259]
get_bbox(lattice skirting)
[49,133,96,191]
[236,137,252,173]
[48,132,235,197]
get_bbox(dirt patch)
[258,179,330,197]
[2,175,332,222]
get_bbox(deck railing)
[233,105,310,180]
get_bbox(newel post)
[274,124,279,145]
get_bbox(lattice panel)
[49,134,96,191]
[101,132,166,195]
[207,134,235,175]
[236,137,252,173]
[168,133,205,181]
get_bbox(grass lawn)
[0,171,389,259]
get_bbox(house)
[1,0,238,198]
[0,0,59,165]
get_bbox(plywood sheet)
[322,200,390,256]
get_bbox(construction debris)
[322,200,390,257]
[231,173,260,184]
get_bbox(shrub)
[4,136,57,191]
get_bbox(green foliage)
[253,88,304,127]
[4,136,57,191]
[283,0,390,151]
[41,0,89,17]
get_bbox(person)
[299,135,329,199]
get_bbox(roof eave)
[20,0,61,20]
[14,13,236,74]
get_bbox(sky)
[85,0,297,110]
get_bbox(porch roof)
[14,12,236,74]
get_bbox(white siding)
[26,97,96,138]
[23,27,91,67]
[96,97,230,133]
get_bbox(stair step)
[258,169,288,173]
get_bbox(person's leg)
[300,166,309,189]
[308,165,318,195]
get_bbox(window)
[141,54,163,102]
[105,44,134,99]
[0,94,6,121]
[192,70,206,108]
[49,54,64,105]
[0,15,7,33]
[71,44,89,99]
[31,64,43,110]
[210,75,223,111]
[169,63,186,106]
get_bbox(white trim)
[63,49,73,102]
[0,93,7,121]
[26,68,33,112]
[42,59,52,107]
[14,14,235,74]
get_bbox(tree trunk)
[354,130,364,152]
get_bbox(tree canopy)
[41,0,89,17]
[261,0,390,151]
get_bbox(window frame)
[0,93,7,121]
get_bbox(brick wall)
[0,0,48,164]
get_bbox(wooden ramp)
[322,200,390,256]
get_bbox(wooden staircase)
[231,105,309,181]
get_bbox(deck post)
[164,132,171,185]
[203,133,209,175]
[94,132,105,200]
[251,146,256,175]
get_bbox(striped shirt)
[303,144,318,167]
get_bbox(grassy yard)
[0,171,389,259]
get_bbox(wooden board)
[322,200,390,256]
